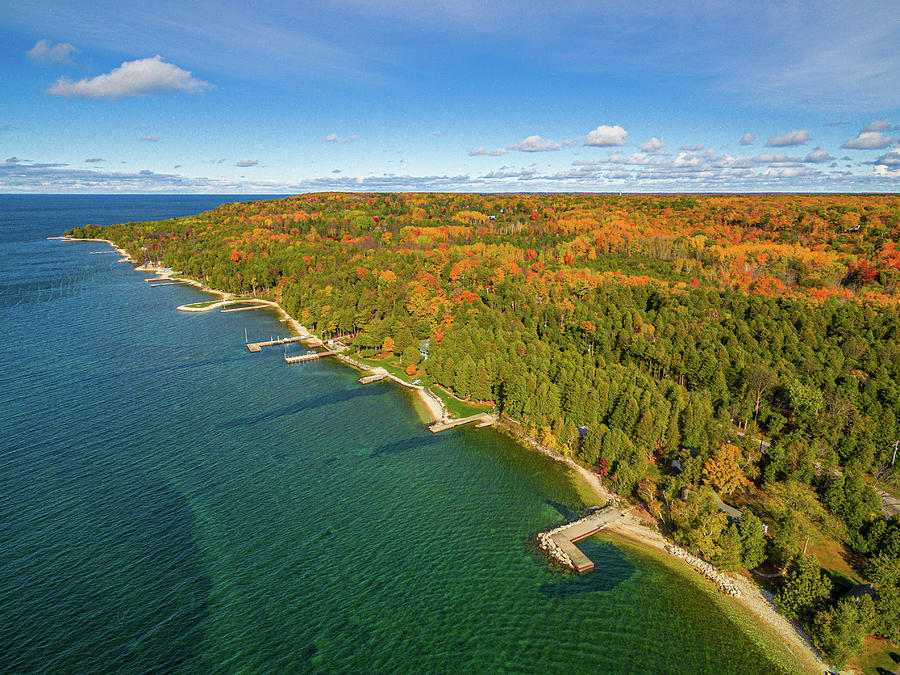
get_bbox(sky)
[1,1,899,193]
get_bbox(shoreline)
[74,235,831,674]
[604,514,831,674]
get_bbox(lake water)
[0,195,788,673]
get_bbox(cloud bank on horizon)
[1,1,898,192]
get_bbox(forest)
[68,192,900,668]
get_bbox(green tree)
[776,554,832,623]
[670,485,727,561]
[737,510,767,570]
[810,599,868,669]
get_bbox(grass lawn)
[348,352,492,418]
[850,636,900,674]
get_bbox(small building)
[842,584,875,602]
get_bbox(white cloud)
[584,125,628,147]
[862,120,891,132]
[84,158,104,163]
[47,56,211,99]
[679,144,704,151]
[639,137,666,154]
[673,152,703,167]
[481,168,537,179]
[27,39,78,65]
[468,146,507,156]
[873,165,900,178]
[508,135,565,152]
[842,128,898,149]
[235,159,258,167]
[805,148,832,163]
[739,133,755,145]
[765,129,810,146]
[873,149,900,167]
[139,136,159,142]
[324,133,357,143]
[752,153,802,166]
[603,152,654,165]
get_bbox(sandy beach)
[604,512,831,674]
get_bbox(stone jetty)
[665,544,741,597]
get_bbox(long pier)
[538,506,625,573]
[246,336,305,352]
[284,350,335,364]
[429,413,496,433]
[359,368,389,384]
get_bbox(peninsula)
[66,192,900,673]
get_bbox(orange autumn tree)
[702,443,745,495]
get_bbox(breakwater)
[537,505,624,572]
[665,544,741,597]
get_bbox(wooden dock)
[542,507,625,573]
[428,413,496,433]
[246,336,305,352]
[359,368,389,384]
[221,305,266,313]
[284,350,335,364]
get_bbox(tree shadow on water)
[217,386,385,429]
[543,498,582,522]
[539,539,636,599]
[368,433,445,458]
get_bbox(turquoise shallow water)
[0,195,788,673]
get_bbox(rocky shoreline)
[665,544,741,597]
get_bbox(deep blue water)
[0,195,790,673]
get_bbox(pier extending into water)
[246,336,305,352]
[284,350,335,364]
[429,413,496,433]
[538,506,625,572]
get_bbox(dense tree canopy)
[69,192,900,668]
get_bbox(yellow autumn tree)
[702,443,745,495]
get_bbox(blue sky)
[1,1,899,192]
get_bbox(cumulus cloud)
[84,158,104,163]
[862,120,891,132]
[234,159,258,167]
[827,121,848,127]
[842,122,898,149]
[480,168,537,179]
[873,149,900,167]
[324,133,357,143]
[739,133,755,145]
[47,56,211,99]
[139,136,159,142]
[602,152,655,165]
[805,148,832,163]
[766,129,810,146]
[584,125,628,147]
[509,135,566,152]
[27,39,78,65]
[679,144,704,151]
[639,137,666,154]
[468,146,507,156]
